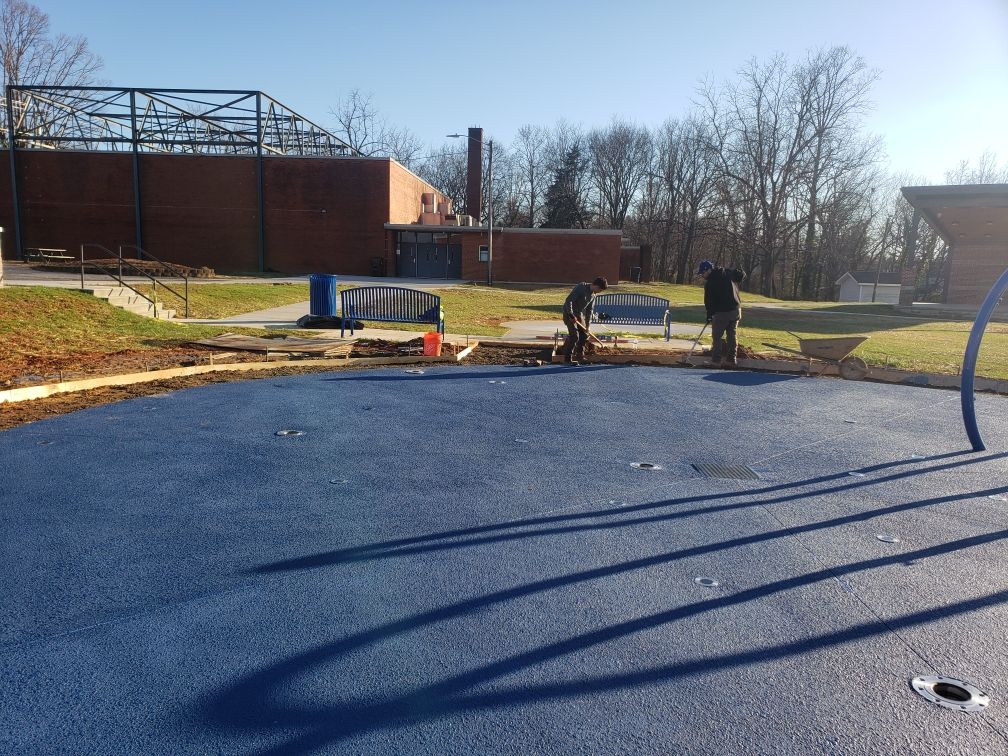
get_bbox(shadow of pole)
[208,528,1008,754]
[253,450,1003,574]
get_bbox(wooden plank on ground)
[190,333,352,357]
[0,342,481,405]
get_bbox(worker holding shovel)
[562,277,608,364]
[697,260,746,366]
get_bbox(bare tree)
[791,47,881,298]
[413,145,467,213]
[1,0,102,89]
[329,88,383,155]
[329,88,423,167]
[381,124,424,170]
[700,55,817,295]
[494,148,526,228]
[944,150,1008,184]
[0,0,103,145]
[588,117,651,229]
[654,116,718,281]
[512,123,548,227]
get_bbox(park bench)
[591,293,672,341]
[340,285,445,337]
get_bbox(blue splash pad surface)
[1,364,1006,754]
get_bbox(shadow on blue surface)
[212,520,1008,755]
[253,450,1004,573]
[702,371,799,386]
[324,365,623,382]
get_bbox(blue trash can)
[308,274,338,317]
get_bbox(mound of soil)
[351,337,427,357]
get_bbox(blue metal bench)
[340,286,445,337]
[591,293,672,341]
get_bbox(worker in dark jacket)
[562,277,608,364]
[697,260,746,365]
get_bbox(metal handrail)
[119,244,189,318]
[78,243,189,318]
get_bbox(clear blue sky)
[39,0,1008,183]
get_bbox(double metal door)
[399,243,462,279]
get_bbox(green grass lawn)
[0,287,283,379]
[4,282,1004,382]
[431,283,1004,379]
[361,281,790,337]
[134,282,310,319]
[667,303,1008,378]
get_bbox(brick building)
[902,184,1008,306]
[2,86,621,284]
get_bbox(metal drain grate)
[911,675,989,712]
[692,463,761,481]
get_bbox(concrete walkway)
[1,261,464,291]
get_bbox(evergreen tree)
[542,146,589,228]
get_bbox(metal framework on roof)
[3,86,355,156]
[3,86,359,268]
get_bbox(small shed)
[835,271,903,304]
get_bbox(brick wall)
[947,244,1008,305]
[387,162,446,275]
[456,229,621,284]
[140,153,258,271]
[264,157,391,275]
[0,148,615,281]
[2,150,134,258]
[620,247,640,281]
[0,151,446,274]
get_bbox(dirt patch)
[734,344,772,360]
[461,343,552,366]
[350,337,427,357]
[0,343,555,431]
[579,342,773,362]
[2,347,277,388]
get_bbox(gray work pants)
[563,313,587,360]
[710,308,741,362]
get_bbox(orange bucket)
[423,331,443,357]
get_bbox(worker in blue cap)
[697,260,746,366]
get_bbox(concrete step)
[85,287,133,299]
[122,303,176,318]
[106,295,151,307]
[86,288,176,320]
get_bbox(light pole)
[447,132,493,285]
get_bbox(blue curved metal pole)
[962,267,1008,451]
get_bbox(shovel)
[574,319,607,349]
[682,322,709,364]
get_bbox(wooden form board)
[0,342,480,405]
[189,333,352,357]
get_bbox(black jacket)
[704,267,745,318]
[564,282,596,321]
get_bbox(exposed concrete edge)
[0,342,481,405]
[548,348,1008,395]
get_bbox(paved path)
[1,367,1005,754]
[0,261,463,291]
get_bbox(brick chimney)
[466,126,483,223]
